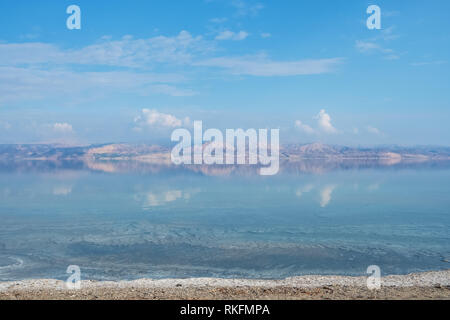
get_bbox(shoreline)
[1,270,449,300]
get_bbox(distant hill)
[1,143,450,162]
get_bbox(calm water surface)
[0,161,449,280]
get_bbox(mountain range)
[1,142,449,162]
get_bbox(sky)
[0,0,449,146]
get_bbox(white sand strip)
[1,269,449,292]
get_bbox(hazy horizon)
[2,141,450,150]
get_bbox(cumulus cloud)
[53,122,73,133]
[134,109,190,128]
[315,109,337,134]
[367,126,382,135]
[295,120,315,134]
[216,30,249,41]
[294,109,338,135]
[295,113,384,138]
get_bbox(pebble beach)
[1,270,449,300]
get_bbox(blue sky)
[0,0,449,146]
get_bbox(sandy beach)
[1,270,449,300]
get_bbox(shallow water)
[0,160,449,281]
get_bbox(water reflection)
[295,184,314,198]
[319,185,336,208]
[52,185,73,196]
[295,184,337,208]
[0,159,449,280]
[136,189,199,209]
[2,157,450,176]
[367,182,381,191]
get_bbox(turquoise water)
[0,161,449,281]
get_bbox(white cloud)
[196,55,342,76]
[0,31,210,105]
[75,31,211,66]
[315,109,337,134]
[295,114,384,138]
[381,26,400,41]
[295,120,315,134]
[231,0,264,16]
[0,30,343,107]
[367,126,382,135]
[355,40,398,60]
[0,66,187,104]
[216,30,249,41]
[384,54,400,61]
[260,33,271,38]
[148,84,197,97]
[294,109,338,135]
[0,31,211,68]
[134,109,189,128]
[411,60,447,67]
[355,41,381,53]
[53,122,73,133]
[209,17,228,24]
